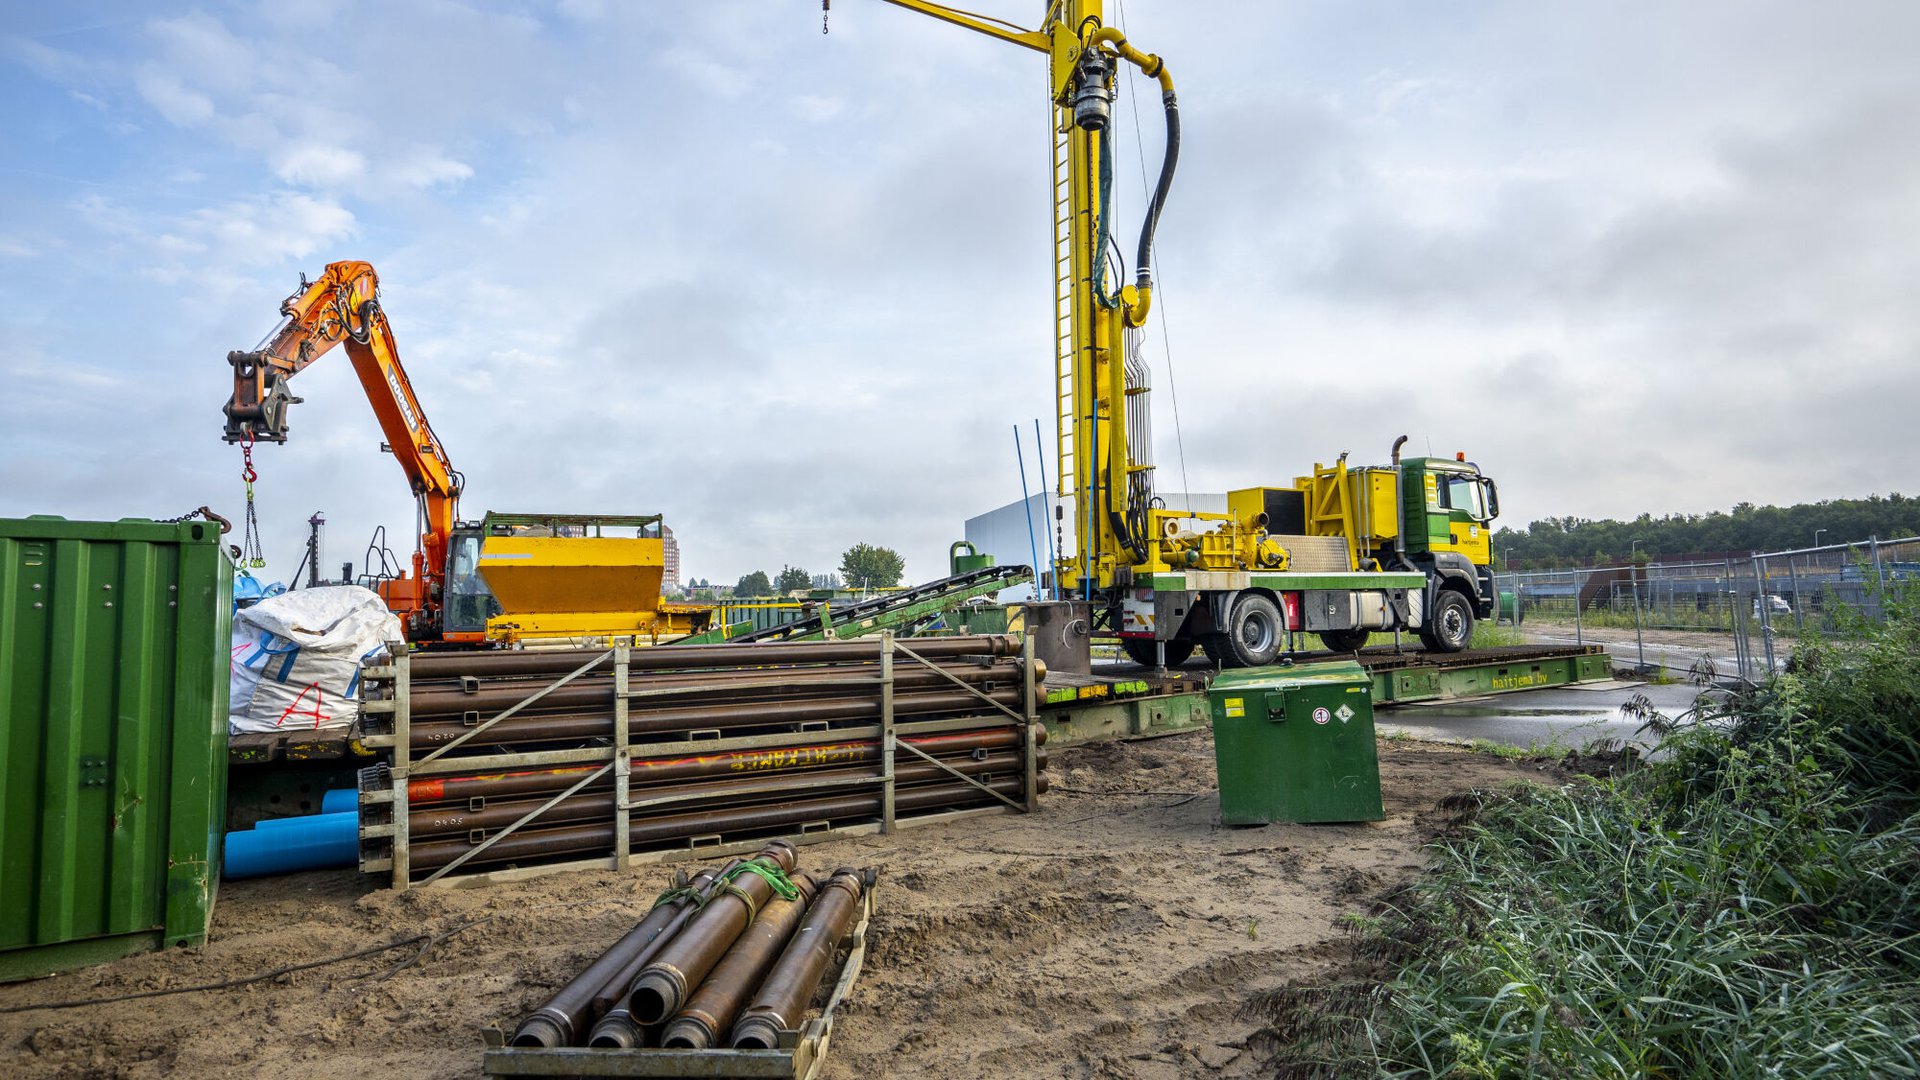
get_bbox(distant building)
[662,526,681,592]
[963,492,1227,600]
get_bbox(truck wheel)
[1419,590,1474,653]
[1201,633,1234,667]
[1224,595,1283,668]
[1121,637,1195,668]
[1319,629,1371,653]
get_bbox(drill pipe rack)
[356,633,1040,889]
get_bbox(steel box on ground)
[0,515,232,981]
[1207,660,1382,825]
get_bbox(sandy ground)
[1522,619,1742,657]
[0,733,1556,1080]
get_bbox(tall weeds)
[1310,587,1920,1078]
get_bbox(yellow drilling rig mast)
[859,3,1503,666]
[872,0,1175,596]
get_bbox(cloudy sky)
[3,1,1916,586]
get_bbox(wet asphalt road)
[1375,679,1709,755]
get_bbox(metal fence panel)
[1491,535,1916,681]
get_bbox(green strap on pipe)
[722,860,800,902]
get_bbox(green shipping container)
[1208,661,1383,825]
[0,516,233,982]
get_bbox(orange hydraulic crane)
[221,260,462,640]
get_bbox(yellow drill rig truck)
[857,2,1502,666]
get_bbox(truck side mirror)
[1481,478,1500,520]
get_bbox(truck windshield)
[1440,474,1489,520]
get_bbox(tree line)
[708,542,908,598]
[1493,493,1919,568]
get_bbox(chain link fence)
[1491,536,1919,681]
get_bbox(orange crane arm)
[222,260,462,621]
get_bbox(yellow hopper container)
[474,514,709,643]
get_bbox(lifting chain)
[238,431,267,569]
[156,505,232,533]
[822,0,829,34]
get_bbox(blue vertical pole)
[1013,427,1045,601]
[1033,419,1059,601]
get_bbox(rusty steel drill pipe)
[661,872,819,1049]
[625,845,805,1025]
[731,868,866,1049]
[403,728,1043,808]
[580,846,791,1050]
[401,686,1029,752]
[410,750,1041,838]
[405,651,1029,691]
[402,658,1032,719]
[508,861,732,1048]
[406,653,1036,700]
[404,775,1045,873]
[405,635,1019,679]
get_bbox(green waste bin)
[1208,661,1382,824]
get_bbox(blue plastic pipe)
[223,811,358,879]
[320,788,357,815]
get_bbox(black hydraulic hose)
[1134,89,1180,289]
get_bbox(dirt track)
[0,733,1553,1079]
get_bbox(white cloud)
[661,45,753,100]
[791,94,845,123]
[392,153,474,189]
[133,67,212,126]
[272,143,368,186]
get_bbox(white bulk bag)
[229,585,402,734]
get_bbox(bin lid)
[1208,660,1369,695]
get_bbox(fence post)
[1574,568,1584,646]
[1786,555,1805,633]
[1723,558,1745,680]
[1871,536,1885,593]
[1752,554,1776,674]
[1632,565,1647,674]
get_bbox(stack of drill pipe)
[407,635,1018,680]
[399,726,1041,807]
[368,634,1034,758]
[406,749,1040,839]
[660,871,819,1049]
[587,837,798,1045]
[397,670,1030,754]
[624,846,804,1029]
[406,774,1044,873]
[404,659,1030,718]
[731,868,866,1049]
[364,634,1041,881]
[507,853,872,1056]
[508,858,739,1048]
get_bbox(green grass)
[1265,586,1920,1078]
[1465,737,1527,760]
[1472,620,1527,648]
